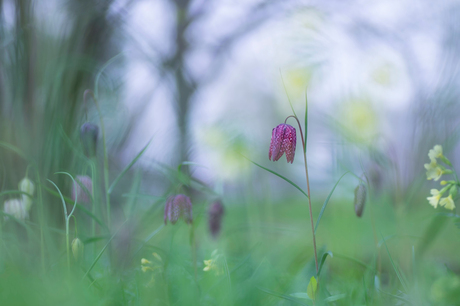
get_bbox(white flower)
[4,199,28,221]
[424,160,443,181]
[428,145,443,160]
[439,194,455,210]
[427,189,442,209]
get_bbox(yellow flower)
[428,145,443,160]
[141,258,152,265]
[141,265,154,273]
[439,194,455,210]
[427,189,442,208]
[203,259,214,272]
[424,160,443,181]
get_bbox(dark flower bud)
[354,183,367,217]
[269,124,296,163]
[164,194,193,225]
[208,200,225,238]
[80,122,99,157]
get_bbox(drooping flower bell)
[3,198,28,221]
[268,124,296,163]
[208,200,225,238]
[354,183,367,217]
[164,194,193,225]
[71,238,84,261]
[18,177,35,211]
[71,175,93,204]
[80,122,99,157]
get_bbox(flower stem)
[286,115,318,274]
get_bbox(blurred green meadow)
[1,1,460,305]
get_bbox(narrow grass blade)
[0,141,28,160]
[318,251,333,276]
[83,221,127,280]
[108,139,152,195]
[314,172,350,234]
[280,70,297,118]
[249,160,308,199]
[258,287,311,306]
[94,52,124,98]
[304,89,308,153]
[334,253,374,271]
[324,294,346,302]
[380,234,409,292]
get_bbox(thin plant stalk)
[84,89,111,228]
[285,115,318,274]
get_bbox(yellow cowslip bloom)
[203,259,214,272]
[428,145,443,160]
[424,160,443,181]
[427,189,442,208]
[439,194,455,210]
[141,265,154,273]
[141,258,152,265]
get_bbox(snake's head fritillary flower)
[268,124,296,163]
[164,194,193,225]
[18,177,34,211]
[3,198,28,221]
[80,122,99,157]
[71,175,93,204]
[208,200,225,238]
[354,184,367,217]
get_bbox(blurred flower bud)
[71,175,93,204]
[19,177,35,211]
[71,238,84,261]
[354,184,367,217]
[164,194,193,225]
[208,200,225,238]
[4,198,28,221]
[269,124,296,163]
[80,122,99,157]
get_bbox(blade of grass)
[314,172,350,234]
[108,138,152,195]
[317,251,333,276]
[380,233,409,292]
[304,89,308,153]
[279,70,297,118]
[83,220,127,280]
[249,159,308,199]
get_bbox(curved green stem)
[286,115,318,275]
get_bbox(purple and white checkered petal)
[282,125,296,163]
[272,124,287,161]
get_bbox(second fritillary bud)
[80,122,99,157]
[354,183,367,217]
[18,177,34,211]
[71,238,84,261]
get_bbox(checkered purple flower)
[164,194,193,225]
[268,124,296,163]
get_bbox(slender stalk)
[84,90,111,228]
[285,115,318,274]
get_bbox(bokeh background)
[1,0,460,305]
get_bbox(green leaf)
[258,287,311,306]
[314,172,350,234]
[249,159,308,199]
[108,139,152,195]
[290,293,311,300]
[307,276,317,301]
[318,251,333,276]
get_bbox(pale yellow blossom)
[141,258,152,265]
[439,194,456,210]
[424,160,443,181]
[428,145,443,160]
[427,189,442,208]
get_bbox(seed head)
[71,175,93,204]
[268,124,296,163]
[164,194,193,225]
[208,200,225,238]
[80,122,99,157]
[354,184,367,217]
